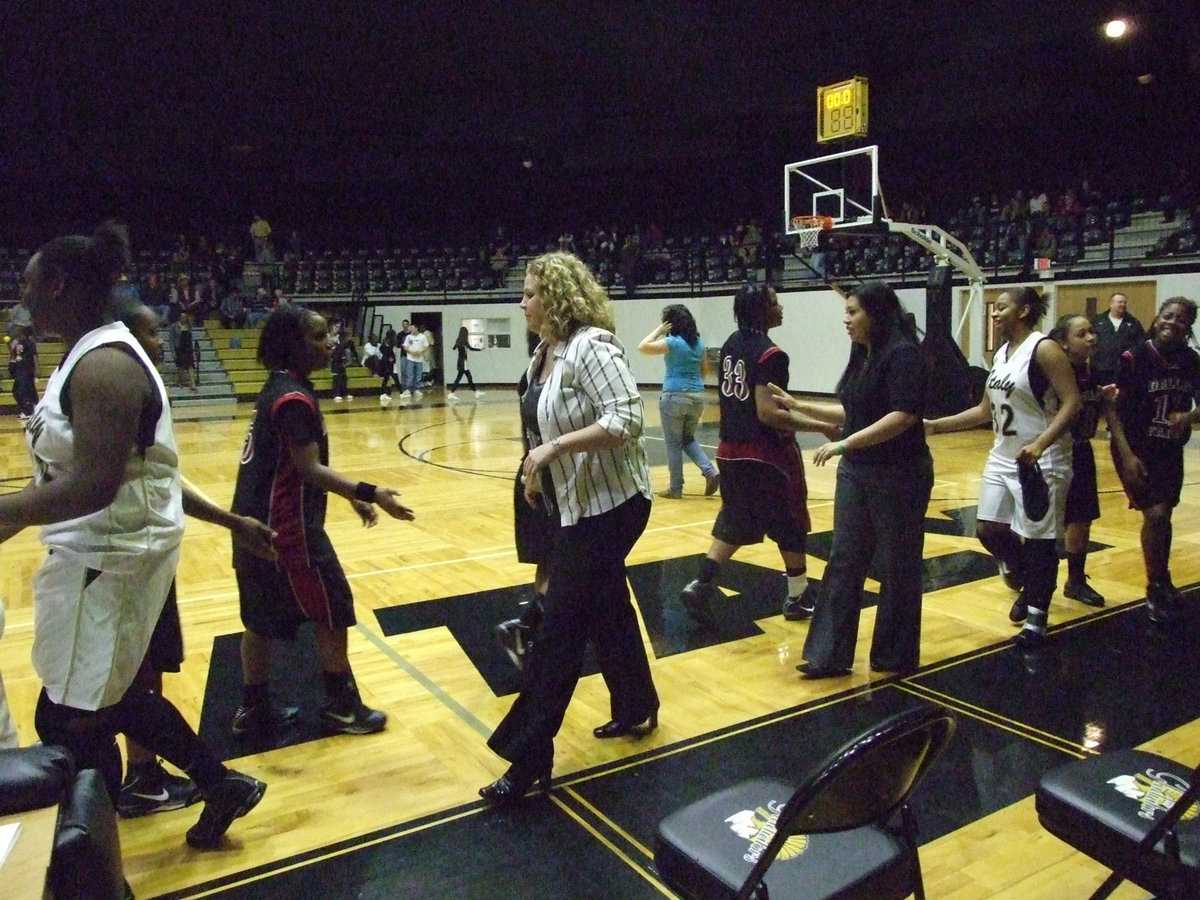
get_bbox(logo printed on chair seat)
[725,800,809,863]
[1107,770,1199,822]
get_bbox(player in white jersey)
[0,222,276,851]
[927,287,1080,645]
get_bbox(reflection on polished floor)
[1,391,1196,899]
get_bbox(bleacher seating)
[2,185,1199,318]
[206,328,380,401]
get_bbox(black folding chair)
[654,705,957,900]
[1036,749,1200,899]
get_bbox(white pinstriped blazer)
[528,326,652,526]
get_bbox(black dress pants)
[803,454,933,672]
[488,493,655,768]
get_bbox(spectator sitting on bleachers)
[1002,189,1028,221]
[247,288,271,328]
[1034,224,1058,259]
[142,272,169,325]
[220,286,247,329]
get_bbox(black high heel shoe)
[593,710,658,739]
[478,761,552,807]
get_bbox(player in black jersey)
[231,306,415,736]
[1048,314,1132,608]
[1111,297,1200,625]
[678,284,834,625]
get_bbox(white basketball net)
[792,216,829,253]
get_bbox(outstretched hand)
[374,487,416,522]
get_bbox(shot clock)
[817,76,869,143]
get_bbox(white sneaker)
[380,392,390,400]
[446,392,458,402]
[334,396,344,402]
[380,394,393,408]
[413,390,423,400]
[399,390,412,399]
[474,390,486,398]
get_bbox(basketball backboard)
[784,144,881,237]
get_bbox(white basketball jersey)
[26,322,184,570]
[26,322,184,709]
[985,331,1070,475]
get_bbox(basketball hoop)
[791,215,834,252]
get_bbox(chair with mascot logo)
[653,704,956,899]
[1036,750,1200,899]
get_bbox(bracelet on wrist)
[354,481,377,503]
[837,441,847,455]
[551,437,563,455]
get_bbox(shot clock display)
[817,76,869,143]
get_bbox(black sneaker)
[117,761,201,818]
[321,695,387,735]
[782,583,817,621]
[1063,577,1105,607]
[185,771,266,850]
[1008,592,1028,624]
[704,472,721,497]
[494,619,533,670]
[679,579,719,626]
[1146,579,1181,625]
[231,702,300,736]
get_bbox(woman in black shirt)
[769,281,932,677]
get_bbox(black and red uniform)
[712,328,809,549]
[1113,340,1200,509]
[232,370,354,636]
[1064,362,1102,525]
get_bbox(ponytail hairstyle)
[1008,286,1048,325]
[1048,313,1090,345]
[661,304,700,347]
[35,220,131,318]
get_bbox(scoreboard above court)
[816,76,869,144]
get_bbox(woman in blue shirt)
[638,304,720,499]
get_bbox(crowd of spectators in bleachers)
[2,174,1199,311]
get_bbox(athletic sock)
[1023,607,1048,635]
[1067,551,1086,582]
[697,558,720,584]
[786,570,808,599]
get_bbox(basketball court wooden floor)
[1,391,1198,899]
